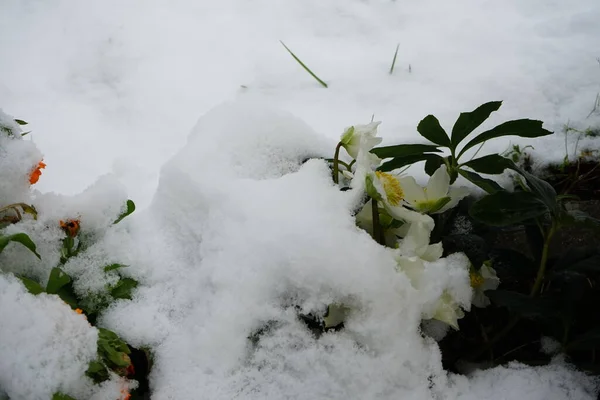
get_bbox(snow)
[1,0,600,399]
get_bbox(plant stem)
[332,142,342,184]
[371,199,385,245]
[530,223,556,297]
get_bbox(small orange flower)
[29,160,46,185]
[60,219,80,237]
[120,388,131,400]
[75,308,83,314]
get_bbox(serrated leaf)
[417,115,451,147]
[378,153,441,172]
[0,233,41,258]
[113,199,136,224]
[46,267,71,294]
[424,155,446,176]
[110,277,138,300]
[459,119,552,158]
[103,263,128,272]
[462,154,511,174]
[458,169,503,194]
[18,276,45,295]
[470,190,548,226]
[451,101,502,147]
[370,144,441,159]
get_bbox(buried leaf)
[18,276,45,295]
[114,199,136,224]
[46,267,71,294]
[0,232,41,258]
[323,303,351,328]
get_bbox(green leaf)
[14,119,28,125]
[459,119,553,158]
[370,144,441,159]
[18,276,45,295]
[552,247,600,274]
[487,290,557,321]
[103,263,128,272]
[110,278,138,300]
[280,41,328,88]
[451,101,502,147]
[378,153,442,172]
[568,327,600,350]
[85,360,110,383]
[462,154,511,174]
[507,163,557,212]
[46,267,72,294]
[0,233,41,258]
[113,199,136,224]
[470,190,548,226]
[417,115,451,147]
[57,284,79,309]
[52,393,77,400]
[458,169,503,194]
[424,155,445,176]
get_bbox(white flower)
[427,291,465,330]
[470,262,500,308]
[399,165,469,214]
[340,121,383,160]
[365,171,435,230]
[396,221,442,262]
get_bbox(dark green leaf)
[103,263,128,272]
[459,119,553,157]
[451,101,502,146]
[46,267,71,294]
[370,144,441,159]
[378,153,441,172]
[85,360,109,383]
[508,163,557,212]
[113,199,136,224]
[552,247,600,274]
[14,119,28,125]
[57,284,79,309]
[417,115,451,147]
[487,290,557,320]
[424,155,445,176]
[462,154,511,174]
[0,233,41,259]
[52,393,77,400]
[458,169,503,194]
[110,278,138,300]
[470,190,548,226]
[490,248,536,280]
[18,276,45,295]
[568,327,600,350]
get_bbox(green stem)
[325,158,351,171]
[332,142,342,184]
[371,199,385,245]
[530,223,556,297]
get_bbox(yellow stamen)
[470,272,485,288]
[375,172,404,206]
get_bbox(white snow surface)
[2,1,600,399]
[1,0,599,205]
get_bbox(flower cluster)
[333,122,499,330]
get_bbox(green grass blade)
[389,43,400,74]
[280,41,328,88]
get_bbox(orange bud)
[29,161,46,185]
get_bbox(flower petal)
[385,204,434,231]
[438,185,470,213]
[421,242,443,262]
[398,176,427,205]
[426,166,450,200]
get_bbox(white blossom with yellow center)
[470,262,500,308]
[399,165,469,214]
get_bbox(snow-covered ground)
[1,1,600,399]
